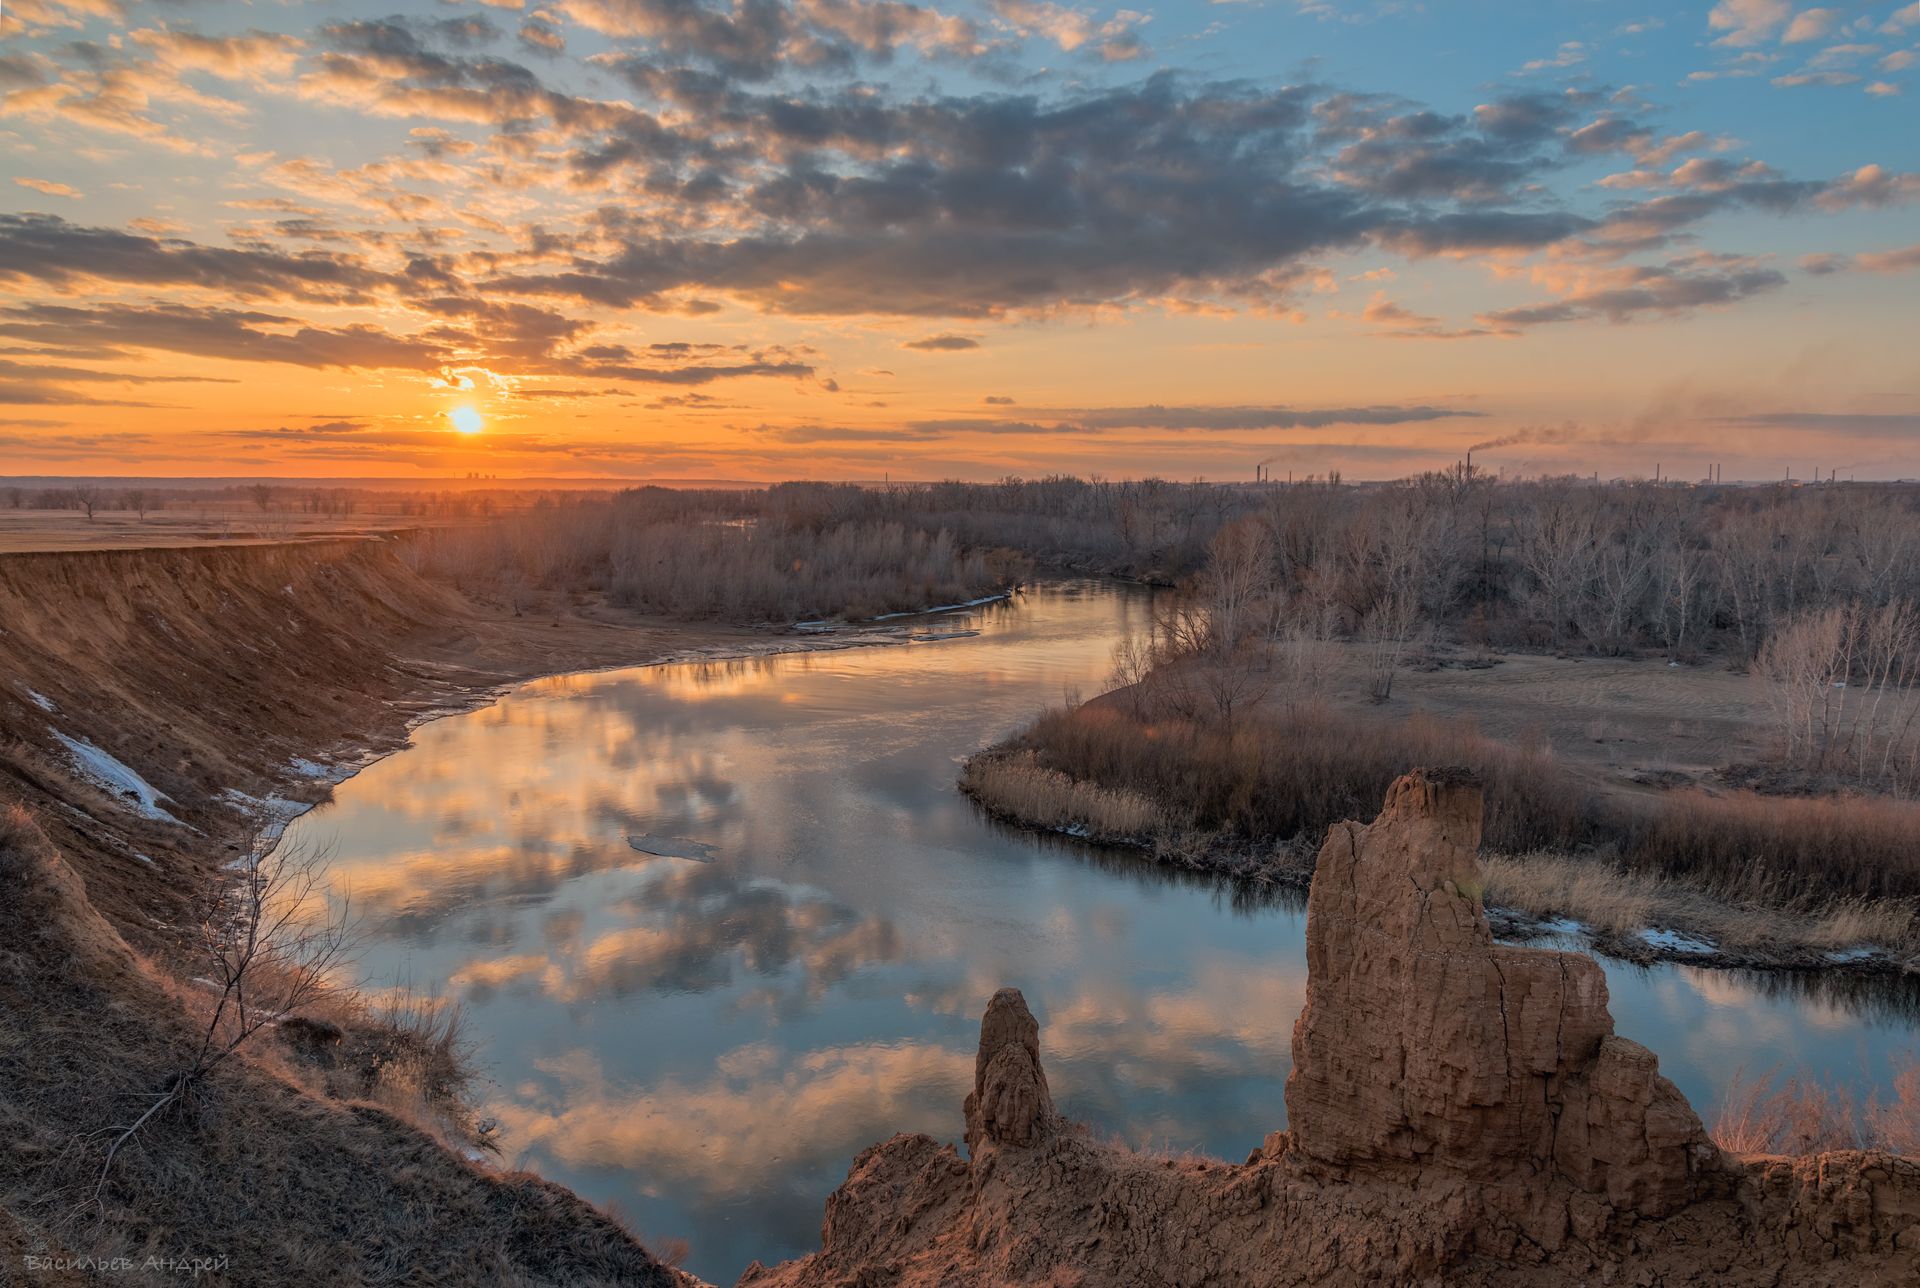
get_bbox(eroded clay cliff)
[743,769,1920,1287]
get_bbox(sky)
[0,0,1916,482]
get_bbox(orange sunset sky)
[1,0,1917,481]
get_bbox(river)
[282,580,1920,1283]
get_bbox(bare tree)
[90,838,351,1200]
[123,488,153,520]
[1655,543,1708,661]
[72,484,101,522]
[1512,480,1598,647]
[1191,518,1277,653]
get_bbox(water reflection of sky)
[284,582,1920,1283]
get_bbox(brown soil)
[0,507,474,554]
[1381,646,1770,797]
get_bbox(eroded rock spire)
[1285,766,1717,1219]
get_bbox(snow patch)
[25,689,56,713]
[221,789,313,863]
[1536,917,1586,936]
[1824,946,1882,964]
[287,756,332,779]
[1639,927,1718,956]
[53,733,181,824]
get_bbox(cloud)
[129,27,305,80]
[1782,8,1839,43]
[555,0,985,81]
[1708,412,1920,436]
[1708,0,1791,48]
[988,0,1149,61]
[1799,242,1920,275]
[13,178,79,199]
[0,303,450,370]
[901,333,980,351]
[0,213,396,303]
[498,77,1620,317]
[1478,260,1787,330]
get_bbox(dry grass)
[1868,1065,1920,1155]
[1713,1068,1866,1155]
[1013,671,1920,935]
[1623,788,1920,903]
[1479,853,1660,938]
[1480,851,1919,957]
[962,751,1167,842]
[1015,699,1592,855]
[1804,899,1918,950]
[1711,1059,1920,1157]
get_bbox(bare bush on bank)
[89,837,353,1200]
[1712,1060,1920,1156]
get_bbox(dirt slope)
[0,538,750,962]
[0,539,732,1285]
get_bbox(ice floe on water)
[870,592,1010,621]
[53,732,181,824]
[627,835,719,862]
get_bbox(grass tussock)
[1712,1059,1920,1157]
[961,751,1168,842]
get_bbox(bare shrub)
[90,837,352,1199]
[1867,1062,1920,1155]
[1754,601,1920,790]
[1712,1068,1865,1155]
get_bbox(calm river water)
[284,580,1920,1283]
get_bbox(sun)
[448,406,484,435]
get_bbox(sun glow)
[449,406,484,435]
